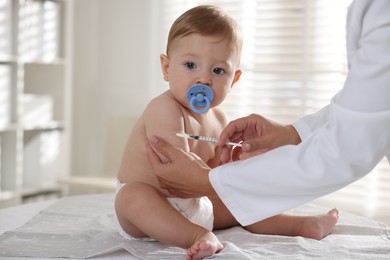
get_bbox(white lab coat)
[209,0,390,226]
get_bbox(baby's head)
[166,5,243,65]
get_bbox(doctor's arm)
[209,0,390,225]
[218,114,301,163]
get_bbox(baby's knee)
[116,182,153,207]
[115,183,152,236]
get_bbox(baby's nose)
[196,72,212,86]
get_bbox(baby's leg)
[245,208,339,240]
[115,182,222,257]
[209,196,240,230]
[186,196,231,260]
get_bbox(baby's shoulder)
[142,92,185,125]
[145,92,182,113]
[149,92,176,105]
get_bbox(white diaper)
[115,180,214,240]
[167,196,214,231]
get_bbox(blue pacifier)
[186,84,214,114]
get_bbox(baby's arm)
[206,108,229,168]
[143,94,191,162]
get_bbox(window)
[154,0,390,223]
[18,0,60,62]
[0,0,67,205]
[0,0,12,128]
[155,0,350,122]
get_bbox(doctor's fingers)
[145,136,179,180]
[243,124,301,152]
[148,136,202,163]
[239,150,268,160]
[220,145,235,163]
[242,138,275,153]
[219,116,253,145]
[228,145,266,161]
[219,114,271,146]
[146,135,183,163]
[221,145,250,163]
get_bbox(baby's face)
[162,33,241,111]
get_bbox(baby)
[115,5,338,260]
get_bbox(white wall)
[71,0,164,177]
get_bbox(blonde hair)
[166,5,243,60]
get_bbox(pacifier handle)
[186,84,214,114]
[190,94,211,114]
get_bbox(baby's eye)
[185,62,196,70]
[213,67,225,75]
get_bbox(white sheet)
[0,193,389,259]
[0,200,56,235]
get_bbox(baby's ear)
[232,70,242,85]
[160,54,170,82]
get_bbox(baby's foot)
[186,231,223,260]
[299,208,339,240]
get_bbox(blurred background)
[1,0,389,225]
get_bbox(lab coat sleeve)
[209,0,390,226]
[292,106,330,142]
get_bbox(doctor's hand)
[145,136,217,198]
[219,114,301,163]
